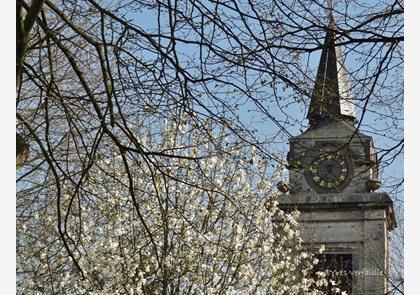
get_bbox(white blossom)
[17,118,330,294]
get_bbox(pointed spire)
[307,12,356,128]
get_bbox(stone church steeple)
[276,12,396,295]
[308,14,356,128]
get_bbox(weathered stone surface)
[276,192,395,295]
[282,16,396,294]
[292,120,365,140]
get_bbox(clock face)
[304,145,353,193]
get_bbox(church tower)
[277,14,396,295]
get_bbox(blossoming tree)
[17,117,334,294]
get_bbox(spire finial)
[327,0,335,29]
